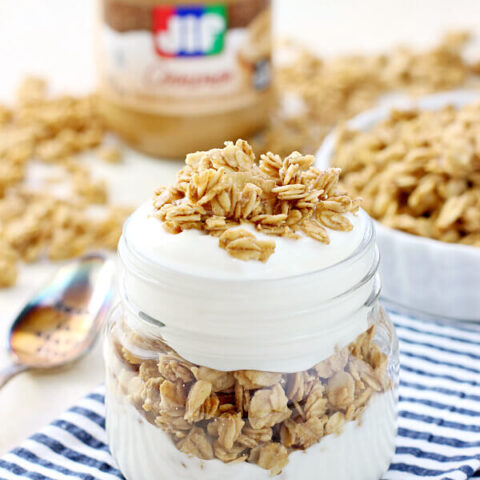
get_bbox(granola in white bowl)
[316,90,480,321]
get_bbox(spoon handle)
[0,363,29,389]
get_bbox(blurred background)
[1,0,480,456]
[1,0,480,99]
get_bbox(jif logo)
[153,5,227,57]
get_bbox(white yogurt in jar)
[124,203,366,280]
[117,203,378,372]
[106,388,396,480]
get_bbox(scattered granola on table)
[254,31,480,156]
[332,102,480,247]
[152,139,360,263]
[0,76,131,287]
[111,323,390,476]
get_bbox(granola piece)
[160,380,187,412]
[192,366,235,392]
[218,228,275,262]
[159,203,203,229]
[177,427,214,460]
[0,160,26,197]
[184,380,212,422]
[5,215,45,262]
[0,239,18,287]
[178,372,218,420]
[272,183,307,200]
[141,377,163,413]
[317,210,353,232]
[314,347,349,378]
[286,371,316,402]
[183,385,219,422]
[215,412,245,450]
[350,325,375,362]
[139,360,160,381]
[234,382,246,414]
[188,168,229,205]
[326,371,355,411]
[155,411,192,436]
[73,170,108,204]
[249,443,289,476]
[352,387,374,413]
[159,356,195,384]
[280,152,315,184]
[300,219,329,244]
[0,104,11,125]
[0,194,26,223]
[248,384,291,429]
[304,383,328,420]
[36,138,72,162]
[237,424,272,448]
[324,411,346,436]
[210,139,256,172]
[280,416,325,449]
[234,370,283,390]
[203,394,221,419]
[97,145,122,163]
[213,441,247,463]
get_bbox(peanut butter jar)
[96,0,273,158]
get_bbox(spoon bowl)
[1,253,115,388]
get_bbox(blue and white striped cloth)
[2,311,480,480]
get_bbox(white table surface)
[1,0,480,455]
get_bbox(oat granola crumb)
[98,145,122,164]
[0,238,18,287]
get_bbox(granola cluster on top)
[110,324,390,476]
[153,139,360,263]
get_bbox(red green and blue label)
[153,4,227,57]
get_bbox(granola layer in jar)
[104,142,398,479]
[96,0,272,158]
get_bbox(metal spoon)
[0,252,115,389]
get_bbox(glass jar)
[104,209,398,480]
[96,0,272,158]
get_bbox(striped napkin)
[1,310,480,480]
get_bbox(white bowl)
[316,90,480,321]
